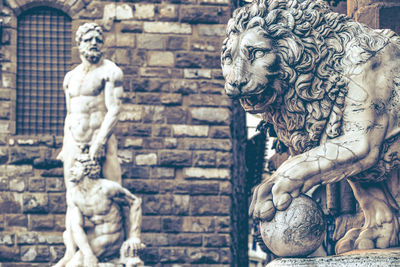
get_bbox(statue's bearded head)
[76,23,104,64]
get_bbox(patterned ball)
[260,194,326,257]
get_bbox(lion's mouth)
[239,89,275,114]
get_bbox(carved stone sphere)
[260,194,326,257]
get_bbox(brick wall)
[0,0,247,266]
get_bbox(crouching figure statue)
[222,0,400,255]
[55,150,144,267]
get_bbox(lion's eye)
[254,50,266,59]
[224,56,233,65]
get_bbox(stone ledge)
[267,249,400,267]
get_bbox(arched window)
[16,7,71,135]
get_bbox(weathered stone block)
[170,80,199,95]
[132,78,169,92]
[159,5,178,21]
[0,232,14,245]
[159,247,188,263]
[141,247,160,265]
[137,34,167,50]
[162,217,183,233]
[21,245,50,262]
[48,194,67,213]
[165,138,177,148]
[148,51,174,66]
[135,153,157,166]
[181,139,232,151]
[38,234,63,245]
[0,176,8,190]
[120,21,143,33]
[141,216,161,232]
[176,181,219,195]
[23,193,48,213]
[150,167,175,179]
[198,24,226,36]
[189,94,230,107]
[137,93,161,105]
[188,248,220,264]
[183,167,230,180]
[180,6,229,24]
[190,196,230,215]
[30,214,54,231]
[220,181,233,195]
[159,150,192,166]
[121,137,143,149]
[199,0,230,5]
[165,107,187,124]
[168,234,202,246]
[161,93,182,105]
[9,177,26,192]
[6,214,27,227]
[0,245,20,261]
[116,123,152,136]
[123,180,159,194]
[182,217,215,232]
[190,107,230,124]
[9,147,41,164]
[0,192,22,213]
[193,151,216,167]
[144,22,192,34]
[141,233,168,246]
[142,106,166,124]
[184,69,212,79]
[17,232,38,244]
[140,67,171,78]
[176,52,221,68]
[142,138,164,149]
[166,36,188,50]
[191,38,221,52]
[116,4,134,20]
[173,125,209,137]
[210,126,231,139]
[143,194,189,215]
[133,4,155,20]
[28,177,45,192]
[204,234,230,247]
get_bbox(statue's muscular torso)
[64,59,121,145]
[69,179,125,258]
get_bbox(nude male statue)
[55,23,141,266]
[57,22,123,187]
[59,151,143,267]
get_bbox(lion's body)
[222,0,400,255]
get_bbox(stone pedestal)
[266,248,400,267]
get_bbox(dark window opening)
[16,7,71,135]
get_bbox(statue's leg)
[52,210,77,267]
[53,141,79,267]
[65,251,83,267]
[335,179,399,254]
[102,134,122,184]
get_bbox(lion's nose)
[226,78,248,97]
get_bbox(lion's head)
[222,0,389,154]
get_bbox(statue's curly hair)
[222,0,392,154]
[75,22,103,45]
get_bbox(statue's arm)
[106,181,142,239]
[57,71,72,161]
[89,66,123,160]
[251,94,389,220]
[104,180,143,258]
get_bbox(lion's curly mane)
[223,0,393,154]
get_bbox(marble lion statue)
[221,0,400,254]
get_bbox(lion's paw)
[335,220,399,254]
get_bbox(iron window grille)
[16,7,71,135]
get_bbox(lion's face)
[222,27,281,113]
